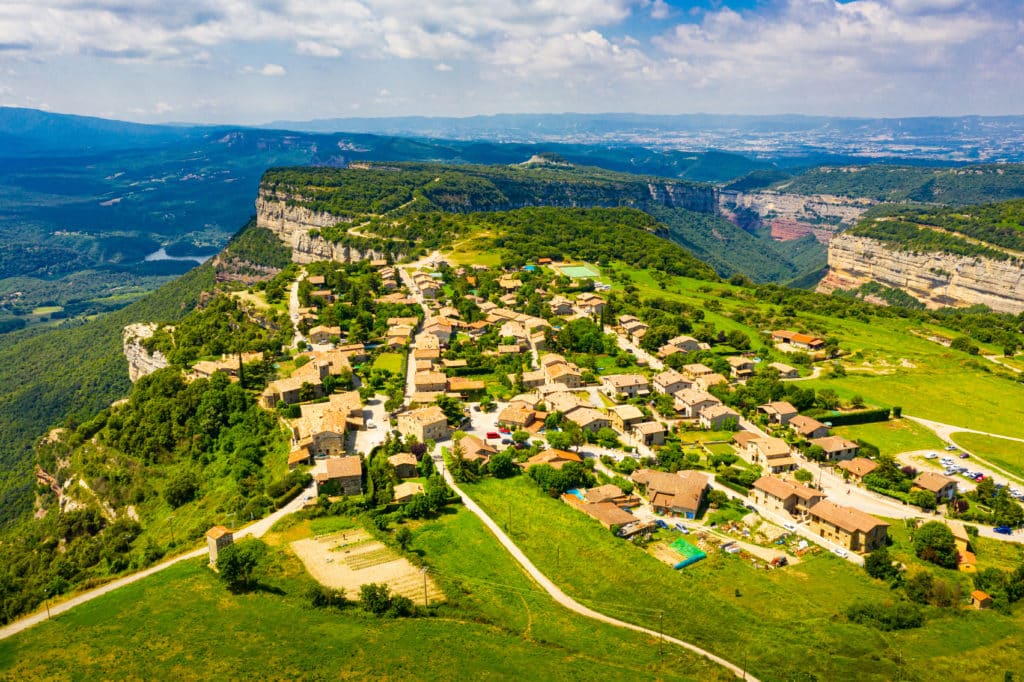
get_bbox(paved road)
[431,448,759,681]
[906,415,1024,486]
[0,483,315,642]
[288,269,307,349]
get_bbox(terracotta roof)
[838,457,878,477]
[388,452,418,468]
[810,436,858,453]
[634,421,665,435]
[602,374,649,388]
[808,499,888,534]
[610,404,645,421]
[790,415,828,435]
[759,401,797,416]
[206,525,232,540]
[913,471,958,493]
[527,449,582,469]
[752,476,821,503]
[583,502,635,527]
[585,484,627,504]
[402,405,448,424]
[321,456,362,479]
[971,590,991,601]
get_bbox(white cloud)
[242,63,286,76]
[650,0,670,20]
[434,62,452,71]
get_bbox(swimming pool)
[566,488,586,500]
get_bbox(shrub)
[845,601,924,631]
[913,521,959,569]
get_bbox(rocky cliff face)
[819,234,1024,314]
[255,192,389,264]
[719,190,873,243]
[123,323,169,382]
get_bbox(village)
[195,251,1024,613]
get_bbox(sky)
[0,0,1022,124]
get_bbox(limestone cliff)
[819,234,1024,314]
[123,322,169,382]
[256,192,389,264]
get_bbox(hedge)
[821,408,891,427]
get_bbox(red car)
[498,427,511,434]
[486,432,500,440]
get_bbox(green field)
[372,351,406,375]
[0,510,724,680]
[30,306,63,316]
[558,263,600,278]
[461,475,1024,682]
[833,419,945,457]
[950,432,1024,483]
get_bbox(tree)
[395,526,412,551]
[794,468,814,483]
[707,490,729,508]
[217,539,268,592]
[512,430,530,446]
[816,389,840,410]
[546,431,571,450]
[910,489,937,510]
[904,570,934,604]
[488,451,517,478]
[913,521,958,569]
[864,545,898,581]
[163,470,199,508]
[595,427,620,449]
[850,394,866,409]
[804,445,826,462]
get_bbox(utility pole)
[658,610,664,658]
[422,567,429,608]
[45,592,50,620]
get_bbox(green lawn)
[0,510,723,681]
[372,351,406,375]
[950,432,1024,483]
[832,419,945,457]
[461,475,1024,682]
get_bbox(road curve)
[436,456,759,681]
[0,484,314,642]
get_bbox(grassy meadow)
[462,475,1024,682]
[0,509,725,681]
[950,432,1024,483]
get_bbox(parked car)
[655,519,668,529]
[925,453,938,459]
[500,438,512,445]
[498,427,511,434]
[945,445,957,451]
[994,526,1013,535]
[959,452,970,459]
[783,522,797,532]
[832,547,849,558]
[486,431,500,440]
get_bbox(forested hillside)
[776,164,1024,204]
[847,198,1024,258]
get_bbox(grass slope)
[462,476,1024,682]
[950,432,1024,482]
[0,509,724,681]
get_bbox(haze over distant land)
[0,1,1022,124]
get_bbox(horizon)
[1,1,1022,125]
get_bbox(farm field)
[833,419,946,457]
[462,475,1024,682]
[950,432,1024,482]
[0,510,723,681]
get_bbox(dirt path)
[0,483,315,642]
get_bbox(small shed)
[206,525,234,566]
[970,590,992,610]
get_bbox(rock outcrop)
[720,190,873,243]
[819,234,1024,314]
[256,192,389,264]
[123,322,169,382]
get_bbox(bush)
[359,582,415,617]
[217,539,269,592]
[913,521,959,569]
[845,601,924,631]
[864,545,898,581]
[824,408,891,427]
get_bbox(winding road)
[433,449,760,681]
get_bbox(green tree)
[864,545,898,581]
[512,430,530,446]
[914,521,959,569]
[910,489,937,510]
[488,451,518,478]
[794,468,814,483]
[905,570,934,604]
[395,526,412,551]
[216,539,268,592]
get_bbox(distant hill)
[774,164,1024,205]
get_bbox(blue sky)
[0,0,1021,124]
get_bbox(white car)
[783,522,797,532]
[832,547,849,558]
[926,453,938,460]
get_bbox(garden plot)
[291,529,444,603]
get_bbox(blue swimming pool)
[566,488,586,500]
